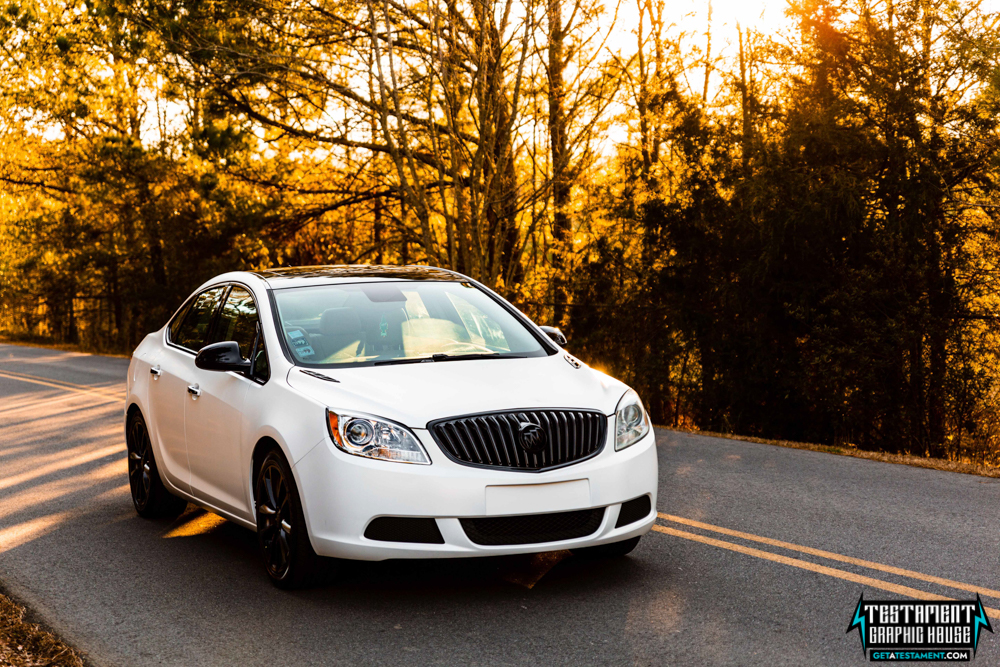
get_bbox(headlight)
[615,389,650,451]
[326,409,431,464]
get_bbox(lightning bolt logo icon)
[846,593,867,655]
[972,594,993,656]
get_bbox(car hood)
[285,353,629,428]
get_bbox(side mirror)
[196,341,252,373]
[539,326,567,347]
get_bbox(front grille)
[616,495,652,527]
[461,508,605,545]
[428,409,607,471]
[364,517,444,544]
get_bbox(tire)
[126,410,188,519]
[254,449,323,589]
[571,535,642,559]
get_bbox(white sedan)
[125,266,658,588]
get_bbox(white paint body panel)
[126,270,658,560]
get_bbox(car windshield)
[271,281,548,367]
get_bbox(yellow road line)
[659,512,1000,600]
[652,524,1000,620]
[0,369,122,404]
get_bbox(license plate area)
[484,479,591,516]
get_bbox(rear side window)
[171,287,225,351]
[209,287,259,360]
[168,301,193,342]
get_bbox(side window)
[171,287,226,351]
[168,301,193,342]
[209,286,259,360]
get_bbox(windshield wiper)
[430,353,526,362]
[373,357,435,366]
[372,353,526,366]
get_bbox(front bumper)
[293,425,658,560]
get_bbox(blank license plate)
[485,479,591,516]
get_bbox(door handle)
[150,365,162,377]
[187,384,201,397]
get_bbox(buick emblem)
[518,421,547,455]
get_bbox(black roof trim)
[249,265,463,282]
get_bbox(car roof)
[248,265,466,287]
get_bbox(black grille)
[460,508,605,545]
[428,409,607,471]
[616,495,652,528]
[364,517,444,544]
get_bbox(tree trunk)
[548,0,570,322]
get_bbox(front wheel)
[571,535,642,559]
[254,449,324,589]
[126,411,187,519]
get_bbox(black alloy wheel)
[254,449,322,589]
[125,411,187,519]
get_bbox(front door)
[149,285,227,492]
[184,286,259,519]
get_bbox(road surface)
[1,342,998,665]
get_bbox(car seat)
[319,308,367,360]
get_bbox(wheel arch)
[248,434,323,555]
[251,436,284,491]
[125,401,145,441]
[249,435,301,508]
[126,401,143,422]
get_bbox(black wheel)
[572,535,642,559]
[254,449,322,589]
[126,411,188,519]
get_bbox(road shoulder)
[0,586,85,667]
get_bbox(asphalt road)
[2,342,999,666]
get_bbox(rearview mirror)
[196,341,252,373]
[539,326,567,347]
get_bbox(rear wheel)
[572,535,642,559]
[126,411,188,519]
[254,449,323,589]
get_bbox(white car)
[125,266,658,587]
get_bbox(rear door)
[148,286,226,492]
[184,285,258,518]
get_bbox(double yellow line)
[654,513,1000,619]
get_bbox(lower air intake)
[615,495,652,527]
[460,508,605,546]
[364,517,444,544]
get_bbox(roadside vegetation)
[2,0,1000,465]
[0,593,83,667]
